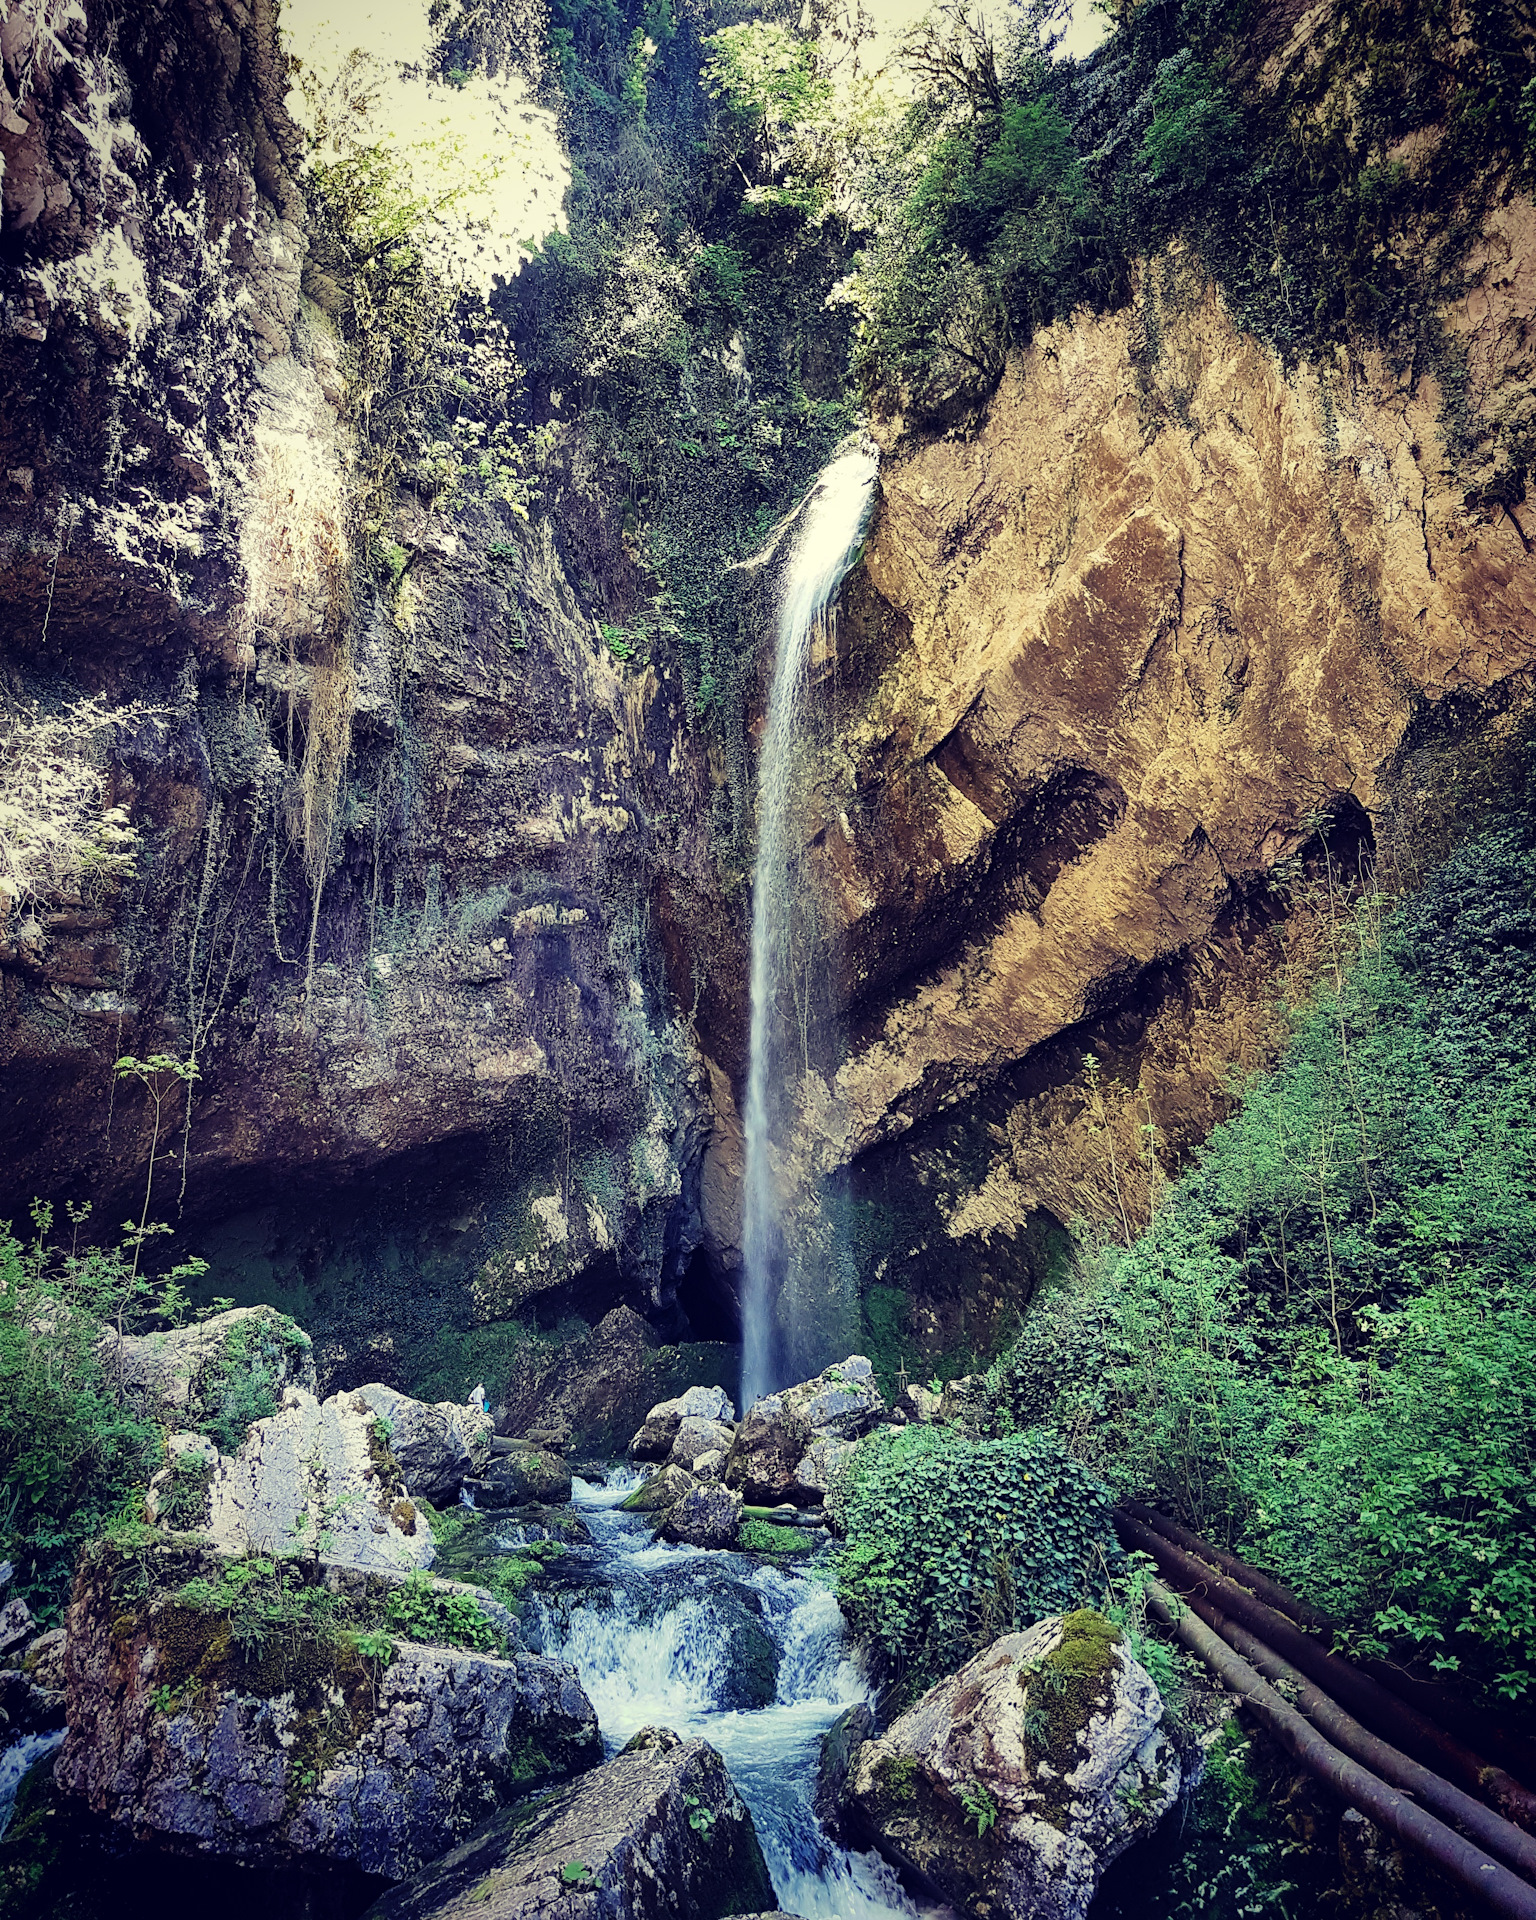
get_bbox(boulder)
[619,1464,697,1514]
[814,1702,874,1844]
[360,1725,775,1920]
[629,1384,737,1461]
[938,1372,993,1439]
[846,1611,1179,1920]
[205,1387,434,1573]
[669,1415,736,1467]
[693,1449,727,1481]
[55,1540,601,1880]
[145,1431,220,1529]
[895,1383,943,1424]
[473,1444,572,1507]
[103,1305,316,1438]
[726,1358,884,1505]
[0,1658,65,1736]
[353,1383,495,1501]
[657,1482,742,1550]
[0,1592,34,1660]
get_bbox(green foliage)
[383,1568,502,1653]
[199,1313,307,1454]
[560,1861,595,1886]
[835,1424,1120,1690]
[738,1518,812,1556]
[958,1777,998,1839]
[682,1790,718,1834]
[178,1554,340,1661]
[156,1454,213,1532]
[0,1205,185,1619]
[350,1626,396,1666]
[998,822,1536,1702]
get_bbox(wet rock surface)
[474,1445,573,1508]
[657,1481,743,1551]
[54,1541,602,1879]
[360,1726,775,1920]
[847,1611,1180,1920]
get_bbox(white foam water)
[551,1474,923,1919]
[0,1728,64,1840]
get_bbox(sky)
[278,0,1111,286]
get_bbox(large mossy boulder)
[725,1356,884,1505]
[474,1444,572,1507]
[846,1612,1179,1920]
[104,1305,316,1444]
[54,1541,601,1881]
[361,1725,776,1920]
[629,1384,737,1462]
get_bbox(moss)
[392,1498,418,1535]
[737,1519,812,1556]
[877,1752,920,1805]
[1021,1610,1123,1783]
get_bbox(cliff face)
[0,0,717,1383]
[3,0,1535,1393]
[787,217,1536,1360]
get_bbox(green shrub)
[835,1424,1121,1692]
[383,1569,502,1653]
[999,823,1536,1701]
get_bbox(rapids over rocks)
[528,1468,923,1920]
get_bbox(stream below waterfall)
[521,1468,936,1920]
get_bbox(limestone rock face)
[726,1358,884,1505]
[353,1382,493,1502]
[55,1543,601,1879]
[657,1482,742,1550]
[106,1306,316,1429]
[847,1612,1179,1920]
[361,1726,776,1920]
[205,1386,433,1572]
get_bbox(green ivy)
[835,1424,1120,1693]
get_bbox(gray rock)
[103,1306,316,1435]
[847,1612,1180,1920]
[692,1448,727,1481]
[726,1357,884,1506]
[353,1382,494,1501]
[895,1383,943,1424]
[938,1372,994,1439]
[474,1444,572,1507]
[0,1593,34,1658]
[658,1482,742,1550]
[0,1662,65,1736]
[55,1540,600,1879]
[205,1386,434,1573]
[361,1725,775,1920]
[145,1431,220,1529]
[814,1702,874,1843]
[619,1463,696,1513]
[629,1384,737,1461]
[669,1415,736,1467]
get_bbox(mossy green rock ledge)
[362,1725,775,1920]
[845,1611,1180,1920]
[54,1542,601,1881]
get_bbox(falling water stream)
[527,1470,926,1920]
[741,440,881,1411]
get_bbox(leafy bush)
[383,1569,503,1652]
[178,1554,340,1660]
[998,823,1536,1701]
[835,1424,1120,1692]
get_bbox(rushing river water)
[527,1469,927,1920]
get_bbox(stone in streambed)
[726,1357,884,1505]
[668,1414,735,1467]
[629,1384,737,1461]
[474,1444,573,1507]
[619,1463,696,1513]
[361,1725,775,1920]
[814,1702,874,1844]
[657,1482,742,1550]
[846,1611,1179,1920]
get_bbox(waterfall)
[740,439,880,1412]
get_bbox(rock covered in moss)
[54,1541,600,1880]
[104,1307,316,1438]
[846,1611,1179,1920]
[619,1463,697,1514]
[353,1383,494,1501]
[205,1386,433,1572]
[725,1357,884,1505]
[814,1702,874,1843]
[474,1443,572,1507]
[657,1481,742,1550]
[360,1725,774,1920]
